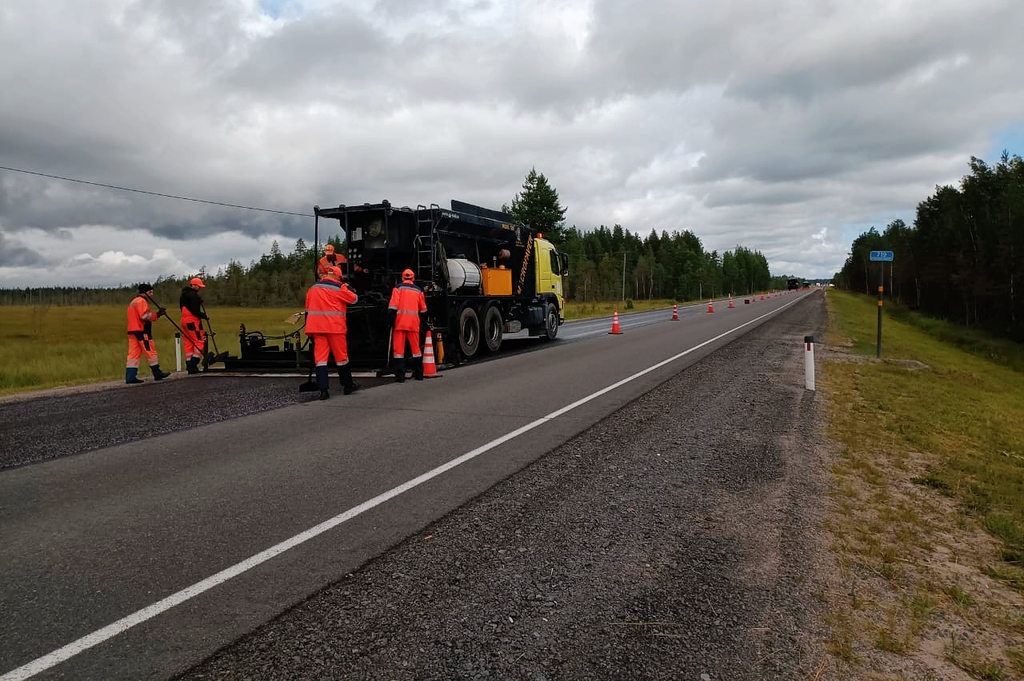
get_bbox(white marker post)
[175,332,182,373]
[804,335,815,391]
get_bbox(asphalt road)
[0,290,813,680]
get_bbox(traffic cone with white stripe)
[707,299,714,313]
[728,296,735,308]
[422,331,440,378]
[609,310,623,334]
[671,304,679,321]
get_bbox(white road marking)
[1,295,806,681]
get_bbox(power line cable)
[0,164,314,218]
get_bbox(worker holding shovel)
[179,277,208,374]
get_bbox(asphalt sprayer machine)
[313,199,570,372]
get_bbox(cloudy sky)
[1,0,1022,288]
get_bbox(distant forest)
[0,228,793,308]
[835,152,1024,342]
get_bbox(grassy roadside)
[821,290,1024,680]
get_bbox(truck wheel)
[458,306,480,358]
[482,305,503,353]
[543,302,559,340]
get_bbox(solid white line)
[0,294,807,681]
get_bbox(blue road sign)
[869,250,894,262]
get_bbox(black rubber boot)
[393,357,406,383]
[151,364,171,380]
[340,366,361,395]
[412,357,424,381]
[125,368,144,384]
[186,358,200,375]
[316,366,330,400]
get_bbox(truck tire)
[458,306,481,358]
[482,305,503,353]
[543,302,559,340]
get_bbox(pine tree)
[504,168,568,243]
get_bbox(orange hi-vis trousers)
[181,316,206,363]
[391,329,421,360]
[311,333,349,366]
[126,332,159,368]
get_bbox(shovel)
[200,304,230,368]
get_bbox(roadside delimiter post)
[175,332,182,373]
[804,335,815,391]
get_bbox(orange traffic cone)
[707,299,714,313]
[728,296,735,308]
[609,310,623,334]
[422,331,440,377]
[760,293,765,301]
[671,303,679,321]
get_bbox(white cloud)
[1,0,1023,286]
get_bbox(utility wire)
[0,164,314,218]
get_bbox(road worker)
[179,276,208,374]
[317,243,365,280]
[388,269,428,382]
[126,283,171,384]
[304,266,360,400]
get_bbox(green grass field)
[0,305,305,395]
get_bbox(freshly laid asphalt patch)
[0,374,390,470]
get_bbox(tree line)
[1,169,790,307]
[834,152,1024,342]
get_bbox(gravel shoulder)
[177,296,837,681]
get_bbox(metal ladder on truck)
[413,204,440,283]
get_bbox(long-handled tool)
[298,335,319,392]
[200,303,229,368]
[145,293,204,352]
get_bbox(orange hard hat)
[190,277,205,288]
[323,266,342,281]
[402,269,415,281]
[324,244,335,254]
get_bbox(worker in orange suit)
[304,266,360,400]
[179,276,208,374]
[317,243,365,280]
[388,269,428,383]
[126,283,171,384]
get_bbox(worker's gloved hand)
[201,312,209,320]
[157,308,167,317]
[388,310,397,325]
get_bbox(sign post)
[869,251,894,357]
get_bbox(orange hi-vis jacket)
[305,279,358,334]
[127,294,158,332]
[388,282,427,331]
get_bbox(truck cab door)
[534,239,564,310]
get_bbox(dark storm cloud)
[0,233,45,267]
